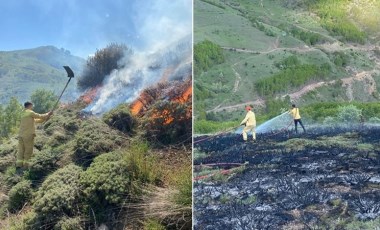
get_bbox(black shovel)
[52,66,74,111]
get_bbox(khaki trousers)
[243,125,256,141]
[17,135,35,168]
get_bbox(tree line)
[0,89,57,139]
[255,63,329,97]
[194,40,225,75]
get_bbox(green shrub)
[323,116,336,125]
[33,164,83,226]
[43,105,82,135]
[28,149,60,181]
[81,152,130,205]
[4,166,22,187]
[368,117,380,124]
[143,219,166,230]
[73,119,124,166]
[0,138,17,158]
[8,180,32,212]
[0,153,15,173]
[194,40,225,75]
[346,217,380,230]
[124,141,161,186]
[103,104,137,134]
[53,217,84,230]
[194,120,237,134]
[7,210,38,230]
[63,120,80,133]
[337,105,362,123]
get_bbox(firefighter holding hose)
[240,105,256,142]
[16,102,52,174]
[289,104,306,134]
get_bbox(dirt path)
[207,98,265,113]
[281,70,377,101]
[208,69,378,113]
[281,81,328,100]
[231,66,241,93]
[221,46,318,55]
[341,70,377,101]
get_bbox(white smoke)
[83,0,192,115]
[85,35,192,115]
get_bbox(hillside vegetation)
[0,100,192,229]
[194,0,380,131]
[0,46,85,104]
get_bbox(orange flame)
[130,99,144,115]
[79,86,101,104]
[174,85,192,103]
[151,109,174,125]
[130,79,192,126]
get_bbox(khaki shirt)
[289,108,301,120]
[18,109,49,137]
[241,110,256,126]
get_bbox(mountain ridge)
[0,45,85,104]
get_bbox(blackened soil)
[194,127,380,229]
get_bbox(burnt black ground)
[194,126,380,229]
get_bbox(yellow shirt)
[241,110,256,126]
[289,108,301,120]
[18,109,49,137]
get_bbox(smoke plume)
[83,0,192,115]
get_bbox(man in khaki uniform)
[240,105,256,141]
[289,104,305,134]
[17,102,52,171]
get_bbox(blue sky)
[0,0,192,58]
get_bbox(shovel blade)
[63,66,74,78]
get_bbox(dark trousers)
[294,119,305,133]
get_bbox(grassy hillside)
[0,46,85,104]
[194,0,380,127]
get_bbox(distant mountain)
[0,46,85,104]
[194,0,380,121]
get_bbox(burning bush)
[77,43,132,91]
[142,100,191,145]
[130,82,172,116]
[129,78,192,146]
[103,104,137,135]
